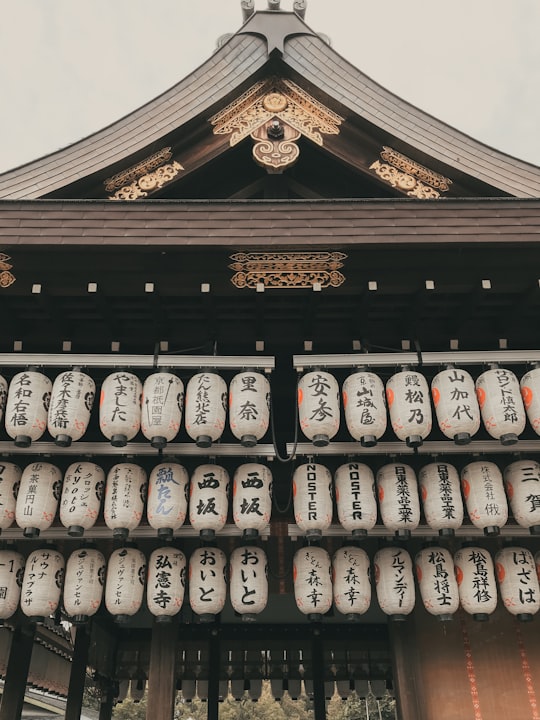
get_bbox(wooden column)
[388,618,425,720]
[65,625,91,720]
[146,619,179,720]
[0,624,36,720]
[207,629,221,720]
[311,628,326,720]
[98,681,115,720]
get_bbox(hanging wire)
[270,371,301,463]
[272,461,297,515]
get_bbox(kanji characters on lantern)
[342,371,387,447]
[141,372,184,448]
[374,547,415,620]
[105,547,146,623]
[185,372,227,448]
[0,549,25,619]
[47,369,95,446]
[476,368,525,445]
[63,548,106,623]
[147,463,189,540]
[415,546,459,621]
[59,462,104,537]
[0,462,21,533]
[461,461,508,536]
[21,548,64,623]
[146,547,186,621]
[103,464,147,539]
[99,371,142,447]
[332,546,371,620]
[229,371,270,447]
[189,464,229,539]
[15,462,62,538]
[189,546,227,621]
[418,463,463,536]
[232,463,272,537]
[229,546,268,621]
[495,547,540,622]
[386,370,432,447]
[504,460,540,535]
[298,371,340,446]
[293,546,332,620]
[454,546,497,621]
[376,464,420,538]
[5,370,52,447]
[431,367,480,444]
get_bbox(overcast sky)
[1,0,539,174]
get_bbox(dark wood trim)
[146,620,179,720]
[0,624,36,720]
[65,625,91,720]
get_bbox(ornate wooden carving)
[229,251,346,289]
[0,253,15,288]
[105,148,184,200]
[370,146,452,199]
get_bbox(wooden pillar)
[311,628,326,720]
[0,623,36,720]
[389,618,425,720]
[98,680,115,720]
[65,624,91,720]
[207,629,220,720]
[146,619,179,720]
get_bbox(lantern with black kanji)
[0,462,21,532]
[63,548,106,624]
[103,463,147,539]
[415,546,459,621]
[504,459,540,535]
[146,547,186,621]
[495,546,540,621]
[334,463,377,537]
[59,462,105,537]
[141,372,184,449]
[293,546,332,621]
[293,463,333,539]
[189,464,229,539]
[431,367,480,444]
[342,371,387,447]
[520,366,540,436]
[298,371,340,447]
[147,463,189,540]
[15,462,62,538]
[454,546,497,621]
[47,369,95,447]
[105,546,146,623]
[461,461,508,536]
[99,371,142,447]
[229,371,270,447]
[184,372,227,448]
[332,546,371,620]
[229,546,268,621]
[189,546,227,621]
[386,370,432,447]
[20,548,64,622]
[5,370,52,447]
[373,546,415,620]
[232,463,272,537]
[476,367,526,445]
[418,462,463,536]
[376,463,420,539]
[0,549,24,619]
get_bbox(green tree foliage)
[112,695,147,720]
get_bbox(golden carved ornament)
[380,146,452,191]
[0,253,15,288]
[369,160,440,198]
[229,251,346,289]
[104,148,174,192]
[251,121,301,173]
[369,146,452,198]
[109,161,184,201]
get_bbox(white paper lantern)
[47,369,95,447]
[293,546,332,620]
[141,372,184,448]
[189,546,227,621]
[189,464,229,539]
[504,460,540,535]
[147,463,189,540]
[59,462,105,537]
[5,370,52,447]
[229,546,268,621]
[386,370,432,447]
[63,548,106,623]
[431,367,480,444]
[99,371,142,447]
[374,546,415,620]
[418,463,463,536]
[495,547,540,621]
[147,547,186,621]
[103,464,147,539]
[15,462,62,538]
[415,546,459,621]
[0,549,25,619]
[376,463,420,538]
[461,461,508,536]
[21,548,64,622]
[0,462,21,532]
[520,367,540,436]
[232,463,272,537]
[454,546,497,621]
[342,371,387,446]
[476,368,526,445]
[229,371,270,447]
[298,371,340,446]
[334,463,377,537]
[293,463,333,539]
[332,546,371,619]
[105,547,146,623]
[184,372,227,448]
[0,376,7,424]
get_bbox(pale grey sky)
[1,0,539,174]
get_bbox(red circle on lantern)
[476,386,486,408]
[420,484,427,502]
[378,486,384,502]
[415,565,422,582]
[432,387,440,407]
[505,481,514,500]
[496,562,505,584]
[522,385,533,409]
[292,481,297,498]
[297,388,303,406]
[386,387,394,407]
[455,566,463,586]
[342,390,348,409]
[461,477,470,500]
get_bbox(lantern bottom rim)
[517,613,534,622]
[67,525,85,537]
[438,528,456,537]
[529,524,540,535]
[352,528,368,538]
[14,435,31,448]
[71,614,90,625]
[154,614,173,624]
[110,434,128,447]
[198,613,216,623]
[23,527,40,539]
[242,528,259,539]
[114,614,132,624]
[500,433,519,446]
[196,435,212,448]
[406,434,423,448]
[157,527,174,540]
[472,613,490,622]
[240,613,258,623]
[312,434,330,447]
[55,434,72,447]
[390,614,409,622]
[200,528,216,540]
[395,529,411,540]
[453,432,471,445]
[483,525,501,536]
[151,436,167,449]
[436,613,454,623]
[360,435,377,448]
[112,527,129,540]
[240,434,257,447]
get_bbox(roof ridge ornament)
[237,2,314,55]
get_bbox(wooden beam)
[146,620,179,720]
[65,625,91,720]
[0,624,36,720]
[207,629,220,720]
[311,629,326,720]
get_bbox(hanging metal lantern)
[332,546,371,620]
[386,370,432,447]
[141,372,184,449]
[342,371,387,447]
[376,464,420,539]
[63,548,106,624]
[189,546,227,621]
[104,546,146,623]
[229,546,268,621]
[476,367,526,445]
[418,463,463,537]
[229,371,270,447]
[21,548,64,622]
[504,459,540,535]
[298,371,340,447]
[0,462,21,532]
[373,546,415,620]
[495,546,540,622]
[99,371,142,447]
[146,547,186,622]
[415,546,459,621]
[431,367,480,445]
[232,463,272,538]
[5,370,52,447]
[15,462,62,538]
[454,546,497,621]
[520,366,540,436]
[47,369,95,447]
[334,463,377,537]
[293,546,332,621]
[0,549,24,619]
[59,462,105,537]
[147,463,189,540]
[189,464,229,539]
[461,461,508,536]
[293,463,333,539]
[0,376,7,424]
[103,464,147,540]
[184,372,227,448]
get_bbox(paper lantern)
[293,546,332,620]
[0,376,7,423]
[189,464,229,539]
[99,371,142,447]
[63,548,106,623]
[21,548,64,622]
[5,370,52,447]
[415,546,459,621]
[184,372,227,448]
[189,546,227,621]
[293,463,333,538]
[105,547,146,623]
[229,546,268,621]
[103,463,147,539]
[298,371,340,446]
[431,367,480,444]
[141,372,184,448]
[232,463,272,537]
[229,371,270,447]
[374,546,415,620]
[146,547,186,621]
[332,546,371,619]
[376,463,420,538]
[342,371,387,447]
[461,461,508,536]
[476,368,526,445]
[454,546,497,621]
[0,462,21,532]
[47,369,95,447]
[521,367,540,436]
[495,547,540,621]
[504,459,540,535]
[59,462,105,537]
[0,549,24,619]
[147,463,189,540]
[386,370,432,447]
[418,463,463,536]
[334,463,377,537]
[15,462,62,538]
